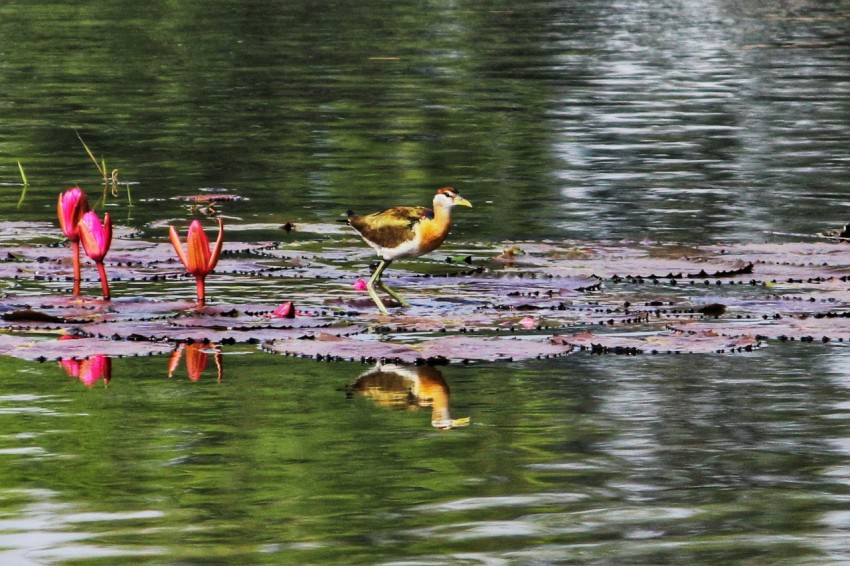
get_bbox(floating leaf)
[0,335,174,362]
[264,334,420,363]
[3,230,850,364]
[671,314,850,343]
[553,330,760,355]
[264,333,573,363]
[171,193,247,203]
[418,335,573,362]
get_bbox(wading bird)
[347,187,472,314]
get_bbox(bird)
[347,186,472,314]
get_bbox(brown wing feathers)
[348,206,431,249]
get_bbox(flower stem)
[196,276,206,307]
[96,261,110,300]
[71,241,81,295]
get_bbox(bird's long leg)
[367,260,391,315]
[376,263,410,308]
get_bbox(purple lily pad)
[167,312,335,330]
[418,335,573,362]
[0,335,174,362]
[670,313,850,342]
[264,333,574,363]
[171,193,247,203]
[80,315,368,343]
[7,228,850,362]
[553,330,760,354]
[263,334,421,363]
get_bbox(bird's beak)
[454,196,472,208]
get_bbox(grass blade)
[75,130,106,179]
[17,161,28,186]
[15,161,28,209]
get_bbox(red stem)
[196,275,206,307]
[71,241,81,295]
[96,261,110,300]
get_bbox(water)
[1,1,850,563]
[3,1,850,242]
[1,346,849,563]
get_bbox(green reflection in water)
[0,345,847,563]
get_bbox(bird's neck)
[430,203,452,229]
[416,203,453,255]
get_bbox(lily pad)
[553,330,760,355]
[418,335,573,362]
[0,335,174,362]
[263,334,420,363]
[670,313,850,342]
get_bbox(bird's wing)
[349,206,432,249]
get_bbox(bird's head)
[434,187,472,209]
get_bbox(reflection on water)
[1,2,849,243]
[58,355,111,388]
[0,347,847,562]
[167,342,224,382]
[56,342,225,388]
[348,363,469,429]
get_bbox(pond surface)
[1,1,850,564]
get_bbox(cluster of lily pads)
[3,187,850,376]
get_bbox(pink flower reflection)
[59,354,111,388]
[167,343,223,382]
[59,358,81,378]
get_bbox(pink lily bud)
[271,302,296,318]
[79,211,112,263]
[78,211,113,299]
[169,218,224,307]
[57,187,89,242]
[57,187,90,294]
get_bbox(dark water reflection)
[0,347,848,563]
[1,2,850,243]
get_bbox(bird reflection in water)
[348,364,470,429]
[59,354,112,388]
[168,342,223,382]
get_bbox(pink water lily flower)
[78,211,113,299]
[271,302,295,318]
[169,219,224,307]
[57,187,90,294]
[353,278,368,291]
